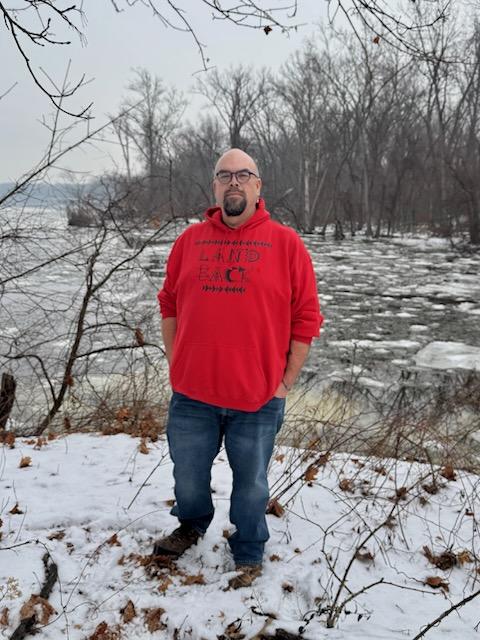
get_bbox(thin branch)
[412,588,480,639]
[0,81,18,101]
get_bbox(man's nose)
[229,173,240,186]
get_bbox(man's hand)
[273,340,311,398]
[273,382,289,398]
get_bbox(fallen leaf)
[165,498,175,507]
[135,327,145,346]
[47,530,65,541]
[1,432,15,448]
[339,478,354,493]
[0,607,9,626]
[157,576,173,593]
[374,465,387,475]
[422,482,440,495]
[263,25,272,35]
[304,464,319,483]
[88,621,121,640]
[9,502,23,515]
[266,498,284,517]
[121,599,136,623]
[269,554,281,562]
[440,464,456,481]
[355,549,374,563]
[138,439,149,455]
[20,595,56,625]
[457,550,473,565]
[19,456,32,468]
[222,529,231,539]
[274,454,285,463]
[466,509,474,516]
[425,576,449,591]
[181,573,205,585]
[395,486,408,500]
[373,35,380,44]
[317,452,330,466]
[423,546,456,570]
[34,437,46,449]
[282,582,294,592]
[351,458,365,468]
[128,552,154,567]
[423,545,435,564]
[144,608,166,633]
[107,533,121,547]
[225,619,246,639]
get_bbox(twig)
[127,453,168,509]
[411,588,480,639]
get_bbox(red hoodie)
[158,199,323,411]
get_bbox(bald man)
[155,149,323,589]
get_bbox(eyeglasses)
[215,169,259,185]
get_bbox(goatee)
[224,194,247,217]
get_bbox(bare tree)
[274,43,330,232]
[114,69,187,219]
[173,115,226,216]
[448,22,480,244]
[196,65,270,149]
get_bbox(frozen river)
[1,207,480,453]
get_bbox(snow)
[330,339,421,350]
[389,237,453,250]
[415,341,480,371]
[1,433,479,639]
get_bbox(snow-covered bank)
[1,433,479,639]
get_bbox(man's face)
[213,156,262,222]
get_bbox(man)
[156,148,322,589]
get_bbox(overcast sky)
[0,1,335,183]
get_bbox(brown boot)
[152,524,201,560]
[227,564,263,590]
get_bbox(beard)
[223,193,247,217]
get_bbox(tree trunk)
[303,156,311,231]
[468,194,480,244]
[0,372,16,431]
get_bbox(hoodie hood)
[204,197,270,231]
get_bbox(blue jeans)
[166,391,286,566]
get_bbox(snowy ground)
[1,433,479,639]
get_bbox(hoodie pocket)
[170,342,268,405]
